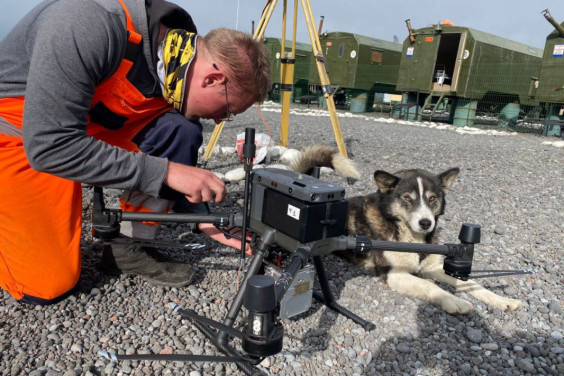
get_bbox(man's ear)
[202,70,226,88]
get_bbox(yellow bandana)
[162,29,197,112]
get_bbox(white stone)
[224,167,246,181]
[260,357,271,368]
[220,146,237,155]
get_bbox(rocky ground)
[0,101,562,376]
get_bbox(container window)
[371,50,383,63]
[338,43,345,58]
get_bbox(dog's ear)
[437,168,460,191]
[374,170,399,193]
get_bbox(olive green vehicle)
[264,37,313,102]
[396,22,542,125]
[534,10,564,136]
[308,32,402,112]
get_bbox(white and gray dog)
[291,145,522,315]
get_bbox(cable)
[256,103,273,147]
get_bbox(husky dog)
[291,145,522,315]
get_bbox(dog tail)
[289,145,361,179]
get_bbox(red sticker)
[425,37,434,42]
[326,42,332,46]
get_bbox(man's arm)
[21,0,167,197]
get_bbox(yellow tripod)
[201,0,348,165]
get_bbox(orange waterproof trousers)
[0,0,171,304]
[0,98,82,303]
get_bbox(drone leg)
[190,312,265,375]
[217,229,277,345]
[312,256,376,331]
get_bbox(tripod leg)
[279,0,299,147]
[201,121,225,167]
[312,256,376,331]
[201,0,280,166]
[300,0,348,158]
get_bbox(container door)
[325,40,349,87]
[433,33,462,92]
[450,32,467,92]
[397,34,439,91]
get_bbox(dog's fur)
[291,145,522,314]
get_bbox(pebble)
[481,343,499,351]
[548,301,563,314]
[550,331,563,341]
[515,358,535,373]
[396,343,411,353]
[224,167,245,181]
[260,357,271,368]
[494,225,506,235]
[467,328,483,344]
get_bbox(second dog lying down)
[290,145,522,315]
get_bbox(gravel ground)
[1,101,563,376]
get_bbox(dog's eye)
[429,195,436,202]
[402,194,412,203]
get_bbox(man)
[0,0,272,305]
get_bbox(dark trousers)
[132,110,206,213]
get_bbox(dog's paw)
[440,296,474,315]
[494,297,523,312]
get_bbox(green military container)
[264,37,313,103]
[534,10,564,137]
[308,32,402,112]
[396,22,542,125]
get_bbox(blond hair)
[201,28,272,103]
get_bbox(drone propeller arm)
[352,236,452,256]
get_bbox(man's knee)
[133,111,203,165]
[18,284,78,306]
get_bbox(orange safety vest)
[87,0,171,151]
[0,0,173,302]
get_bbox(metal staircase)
[418,92,446,121]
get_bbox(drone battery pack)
[261,188,347,243]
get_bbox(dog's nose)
[419,219,432,230]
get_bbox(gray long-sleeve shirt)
[0,0,196,197]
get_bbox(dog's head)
[374,168,459,236]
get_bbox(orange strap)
[0,97,25,128]
[117,0,142,44]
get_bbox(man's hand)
[198,223,253,255]
[164,161,226,203]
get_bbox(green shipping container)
[264,37,313,101]
[309,32,402,93]
[535,13,564,103]
[534,11,564,137]
[396,24,542,105]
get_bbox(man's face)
[183,63,256,124]
[207,84,256,124]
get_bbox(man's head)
[183,28,272,124]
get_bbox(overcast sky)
[1,0,564,49]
